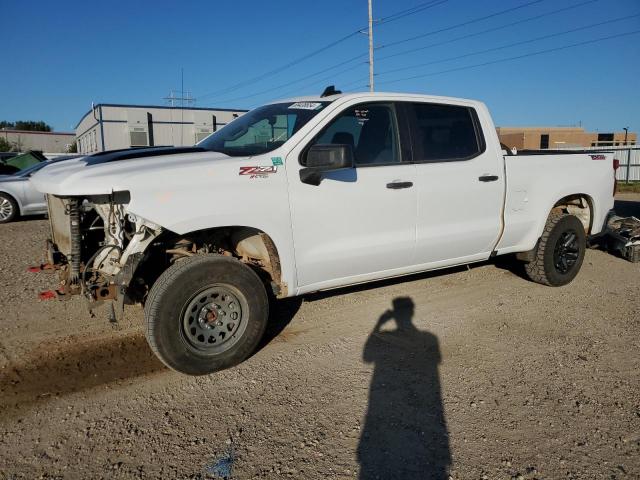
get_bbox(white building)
[75,103,247,154]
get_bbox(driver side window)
[307,103,400,166]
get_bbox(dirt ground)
[1,195,639,480]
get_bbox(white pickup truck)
[32,90,616,375]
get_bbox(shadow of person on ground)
[0,332,165,419]
[358,297,450,480]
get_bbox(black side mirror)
[300,144,355,185]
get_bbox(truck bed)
[495,151,616,255]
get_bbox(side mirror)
[300,144,355,185]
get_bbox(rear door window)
[408,103,483,162]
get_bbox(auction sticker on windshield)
[288,102,323,110]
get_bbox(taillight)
[613,158,620,170]
[613,158,620,196]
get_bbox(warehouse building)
[497,126,636,150]
[0,129,75,153]
[75,104,247,154]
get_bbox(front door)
[286,102,417,292]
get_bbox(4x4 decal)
[239,166,278,178]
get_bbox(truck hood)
[30,145,289,236]
[31,147,243,196]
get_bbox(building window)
[597,133,614,146]
[540,134,549,149]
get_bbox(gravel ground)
[0,196,639,480]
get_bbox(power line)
[376,29,640,86]
[377,0,600,62]
[379,0,548,50]
[198,0,453,102]
[208,57,368,105]
[375,13,640,78]
[197,31,360,101]
[377,0,449,25]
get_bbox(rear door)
[286,101,417,292]
[406,101,504,266]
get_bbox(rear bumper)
[589,209,640,263]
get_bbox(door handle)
[386,181,413,189]
[478,174,499,182]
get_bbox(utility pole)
[181,67,184,146]
[368,0,374,92]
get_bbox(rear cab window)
[407,102,485,162]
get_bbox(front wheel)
[144,255,269,375]
[524,212,586,286]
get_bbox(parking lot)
[0,195,638,479]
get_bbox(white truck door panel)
[288,165,417,288]
[286,102,417,290]
[407,102,504,265]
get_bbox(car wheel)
[144,254,269,375]
[524,212,586,286]
[0,193,18,224]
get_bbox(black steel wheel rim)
[553,229,580,274]
[180,284,247,354]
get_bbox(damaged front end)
[43,192,162,312]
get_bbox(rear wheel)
[144,255,269,375]
[0,193,18,224]
[524,212,586,286]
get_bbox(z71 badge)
[239,166,278,178]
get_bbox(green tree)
[0,120,52,132]
[0,137,12,152]
[67,141,78,153]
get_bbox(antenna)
[163,90,196,107]
[368,0,375,92]
[163,69,197,146]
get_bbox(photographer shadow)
[358,297,450,480]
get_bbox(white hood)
[31,150,236,196]
[29,147,288,236]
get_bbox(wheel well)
[552,194,593,233]
[139,226,285,299]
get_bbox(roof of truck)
[271,91,480,105]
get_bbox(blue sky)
[1,0,639,135]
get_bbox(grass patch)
[617,182,640,193]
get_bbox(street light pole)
[623,127,628,145]
[368,0,374,92]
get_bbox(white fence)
[557,145,640,182]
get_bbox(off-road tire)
[144,255,269,375]
[0,193,18,224]
[524,212,586,287]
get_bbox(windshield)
[199,101,330,156]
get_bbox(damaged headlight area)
[44,192,162,309]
